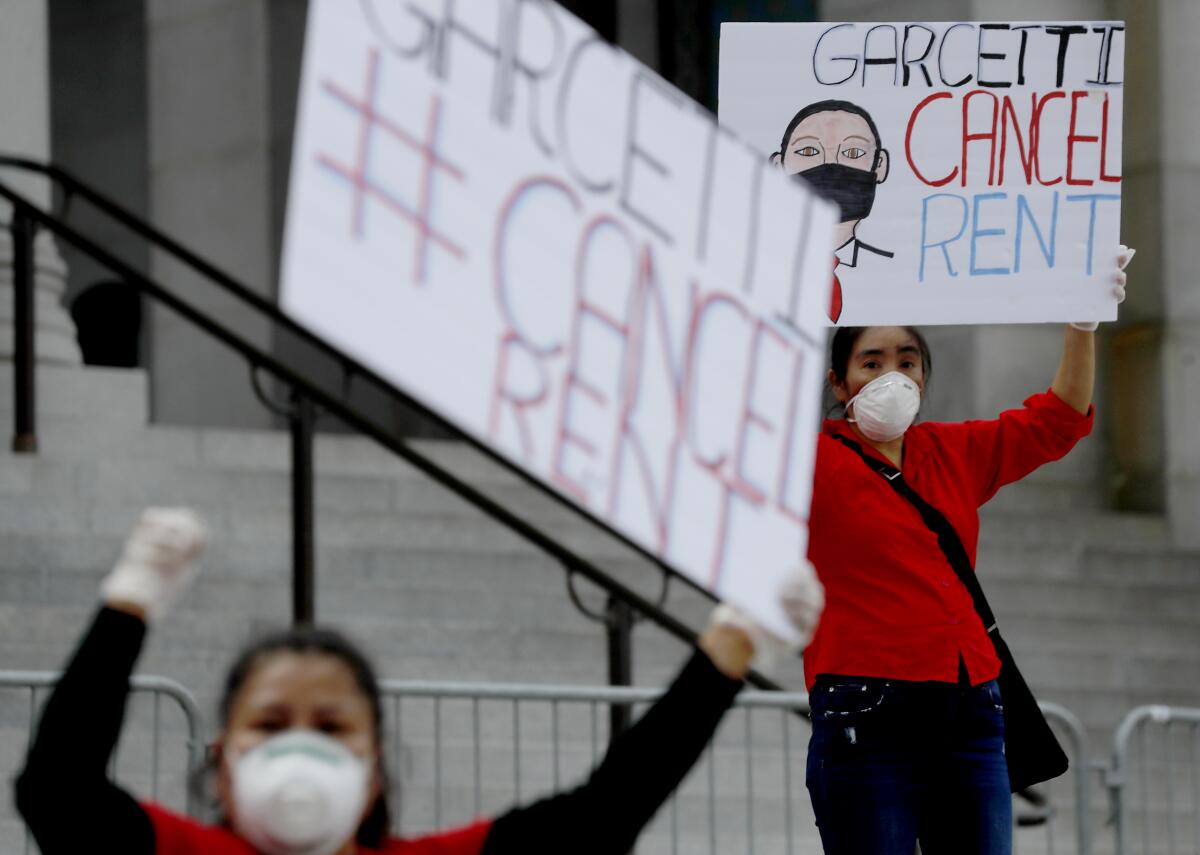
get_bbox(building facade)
[0,0,1195,547]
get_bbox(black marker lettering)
[509,0,565,156]
[977,23,1012,88]
[493,1,520,125]
[902,24,936,86]
[938,23,976,87]
[619,71,685,246]
[1012,25,1043,86]
[1045,25,1088,88]
[358,0,436,60]
[862,25,899,86]
[431,0,501,85]
[813,23,858,85]
[425,0,542,144]
[1087,24,1125,86]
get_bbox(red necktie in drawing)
[829,255,843,323]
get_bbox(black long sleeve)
[480,650,743,855]
[14,606,156,854]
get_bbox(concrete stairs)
[979,511,1200,734]
[977,507,1200,854]
[1,365,1198,854]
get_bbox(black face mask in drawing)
[792,163,878,224]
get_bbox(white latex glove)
[709,561,825,674]
[100,508,207,622]
[1071,244,1136,331]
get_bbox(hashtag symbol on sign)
[317,47,467,285]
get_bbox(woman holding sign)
[16,508,823,855]
[801,246,1133,855]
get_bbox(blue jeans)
[806,675,1012,855]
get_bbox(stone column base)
[0,226,83,365]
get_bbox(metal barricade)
[380,680,816,854]
[1013,702,1093,855]
[1108,705,1200,855]
[0,671,205,854]
[0,668,1103,854]
[381,681,1096,855]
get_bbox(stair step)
[15,422,537,488]
[1004,615,1200,656]
[985,578,1200,622]
[0,365,149,425]
[979,508,1172,551]
[0,492,636,557]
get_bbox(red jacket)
[804,390,1093,690]
[144,805,492,854]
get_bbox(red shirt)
[144,803,493,855]
[804,390,1093,690]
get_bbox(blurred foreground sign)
[281,0,836,640]
[720,21,1125,325]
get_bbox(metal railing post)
[605,595,634,740]
[290,391,316,625]
[11,208,37,453]
[1108,707,1150,855]
[1039,701,1092,855]
[1109,768,1127,855]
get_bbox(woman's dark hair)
[775,99,885,170]
[827,326,933,413]
[216,625,392,848]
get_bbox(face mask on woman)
[231,730,370,855]
[845,371,921,442]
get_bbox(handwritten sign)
[280,0,837,640]
[719,22,1125,325]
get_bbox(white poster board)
[281,0,837,640]
[720,22,1125,326]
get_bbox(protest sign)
[280,0,837,640]
[719,21,1125,326]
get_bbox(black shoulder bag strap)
[830,433,1068,792]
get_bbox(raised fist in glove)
[703,561,825,679]
[101,508,207,622]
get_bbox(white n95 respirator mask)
[846,371,921,442]
[231,730,371,855]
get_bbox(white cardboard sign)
[719,21,1125,326]
[281,0,837,640]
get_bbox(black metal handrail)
[0,156,361,384]
[0,157,787,694]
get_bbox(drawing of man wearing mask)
[771,99,893,323]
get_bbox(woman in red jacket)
[803,248,1134,855]
[16,509,824,855]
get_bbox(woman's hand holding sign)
[1052,244,1136,414]
[1070,244,1135,331]
[702,561,825,679]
